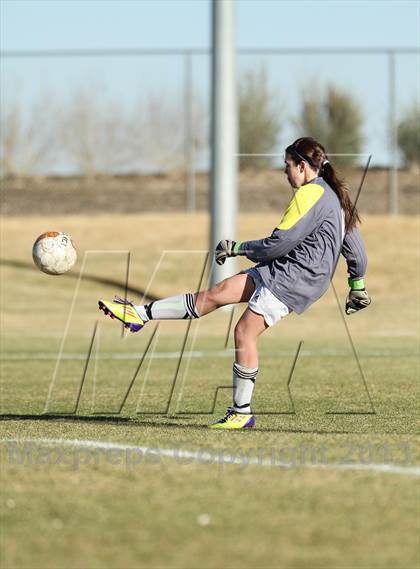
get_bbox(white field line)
[1,350,416,361]
[1,437,419,477]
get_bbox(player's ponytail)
[321,161,360,230]
[286,137,360,231]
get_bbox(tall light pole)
[210,0,238,286]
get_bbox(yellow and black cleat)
[98,297,145,333]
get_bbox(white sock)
[232,362,258,414]
[133,293,200,321]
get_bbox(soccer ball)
[32,231,77,275]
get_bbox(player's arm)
[236,184,325,263]
[341,226,371,314]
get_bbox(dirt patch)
[1,168,419,216]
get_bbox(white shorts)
[241,268,290,327]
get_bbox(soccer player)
[98,137,371,429]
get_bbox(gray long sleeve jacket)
[238,176,367,314]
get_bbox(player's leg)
[234,306,268,368]
[195,273,255,316]
[209,307,268,429]
[98,272,255,332]
[137,272,255,320]
[232,307,268,410]
[210,283,291,430]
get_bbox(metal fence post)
[184,51,196,212]
[388,50,398,215]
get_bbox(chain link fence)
[1,47,419,214]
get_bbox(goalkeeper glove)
[345,278,371,315]
[215,240,242,266]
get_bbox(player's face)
[284,155,305,188]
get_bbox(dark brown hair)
[285,137,360,230]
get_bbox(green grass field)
[1,213,419,568]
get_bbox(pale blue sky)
[1,0,419,170]
[2,0,419,50]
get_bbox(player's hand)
[345,288,371,315]
[215,240,239,265]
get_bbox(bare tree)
[60,86,134,177]
[296,84,363,167]
[398,102,420,167]
[1,82,208,178]
[0,102,20,177]
[0,92,58,178]
[129,91,207,174]
[238,67,282,170]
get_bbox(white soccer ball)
[32,231,77,275]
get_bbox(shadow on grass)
[0,259,159,301]
[0,413,133,424]
[0,413,366,434]
[0,413,208,430]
